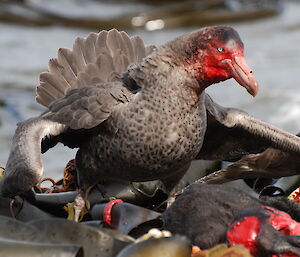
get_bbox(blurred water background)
[0,0,300,180]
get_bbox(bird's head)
[181,26,258,96]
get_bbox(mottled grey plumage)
[2,27,300,197]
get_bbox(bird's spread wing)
[1,81,132,197]
[36,29,156,107]
[197,94,300,161]
[196,133,300,184]
[198,147,300,184]
[1,29,156,197]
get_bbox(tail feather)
[73,37,88,71]
[36,29,156,108]
[36,85,57,107]
[131,36,146,62]
[39,72,65,100]
[106,29,124,55]
[57,48,78,82]
[120,31,135,63]
[48,58,72,90]
[82,33,97,63]
[95,30,109,52]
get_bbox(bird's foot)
[166,195,176,208]
[73,193,89,222]
[64,201,87,221]
[66,186,94,222]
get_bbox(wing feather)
[36,29,156,107]
[44,81,133,130]
[197,94,300,161]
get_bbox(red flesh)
[262,206,300,236]
[227,206,300,257]
[227,216,260,255]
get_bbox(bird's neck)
[124,48,207,107]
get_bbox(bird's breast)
[76,94,207,182]
[108,99,207,172]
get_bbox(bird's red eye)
[217,47,224,53]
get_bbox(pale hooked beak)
[223,56,259,97]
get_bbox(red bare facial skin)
[185,40,258,97]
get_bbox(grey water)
[1,1,300,180]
